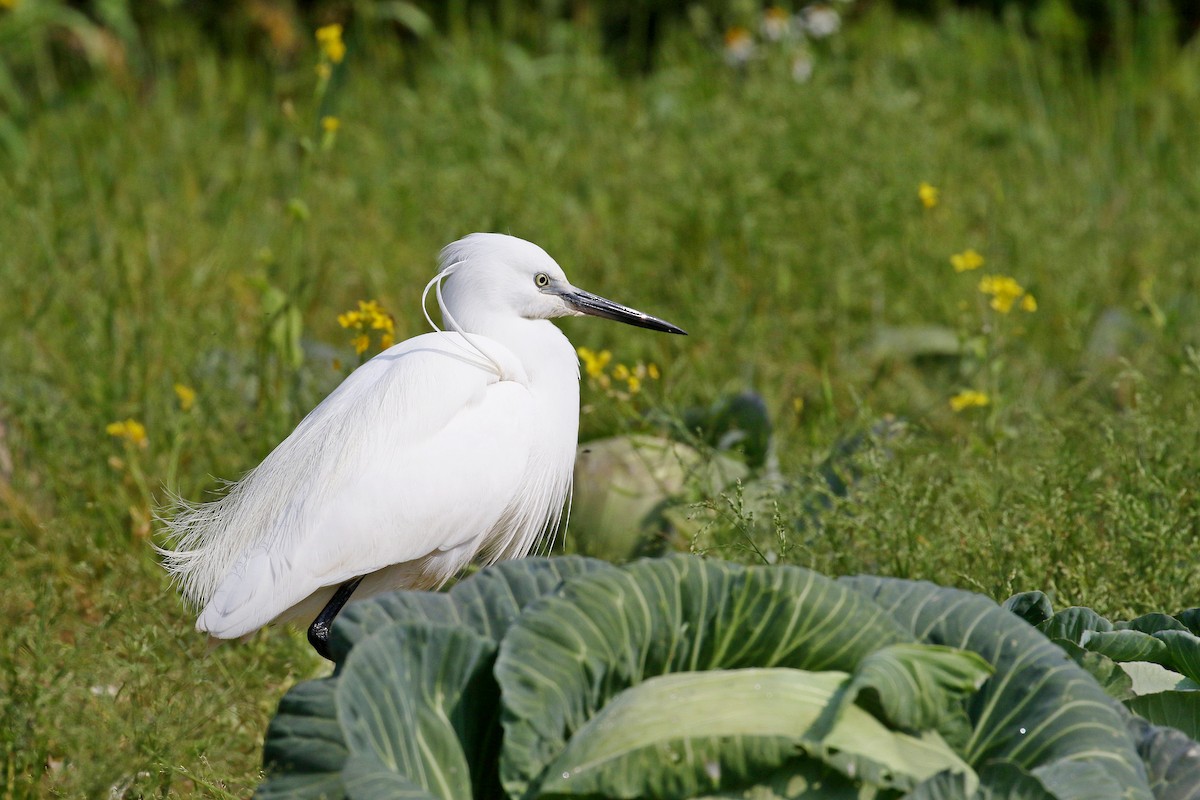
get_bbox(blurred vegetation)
[1,0,1198,110]
[2,0,1199,796]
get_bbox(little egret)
[160,233,685,659]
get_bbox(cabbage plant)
[1005,590,1200,747]
[257,556,1200,799]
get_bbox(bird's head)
[434,233,686,335]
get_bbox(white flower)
[792,52,815,83]
[760,7,792,42]
[723,27,755,66]
[799,5,841,38]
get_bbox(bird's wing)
[193,332,537,638]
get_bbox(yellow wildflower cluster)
[949,390,990,413]
[950,249,984,272]
[107,419,148,448]
[316,23,346,64]
[338,299,395,355]
[174,383,196,412]
[978,275,1037,314]
[578,346,612,379]
[577,347,659,396]
[918,182,939,209]
[947,245,1036,314]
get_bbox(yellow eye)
[535,273,550,288]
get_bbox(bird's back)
[161,331,572,639]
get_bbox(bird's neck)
[458,313,579,388]
[466,315,581,458]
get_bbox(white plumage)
[159,233,684,649]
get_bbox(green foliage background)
[1,0,1198,796]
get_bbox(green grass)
[2,5,1200,796]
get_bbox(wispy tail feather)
[154,475,268,611]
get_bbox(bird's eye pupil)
[535,273,549,287]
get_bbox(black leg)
[307,576,364,661]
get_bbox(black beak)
[561,288,687,335]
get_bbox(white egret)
[160,233,685,659]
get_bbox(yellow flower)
[321,116,340,133]
[918,182,939,209]
[949,390,990,412]
[315,23,346,63]
[577,347,612,379]
[626,376,642,394]
[339,300,395,355]
[583,353,602,378]
[647,363,660,380]
[363,301,394,332]
[106,419,148,448]
[612,363,631,381]
[950,249,984,272]
[978,274,1025,314]
[1020,293,1038,313]
[173,383,196,412]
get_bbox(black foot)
[307,576,364,661]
